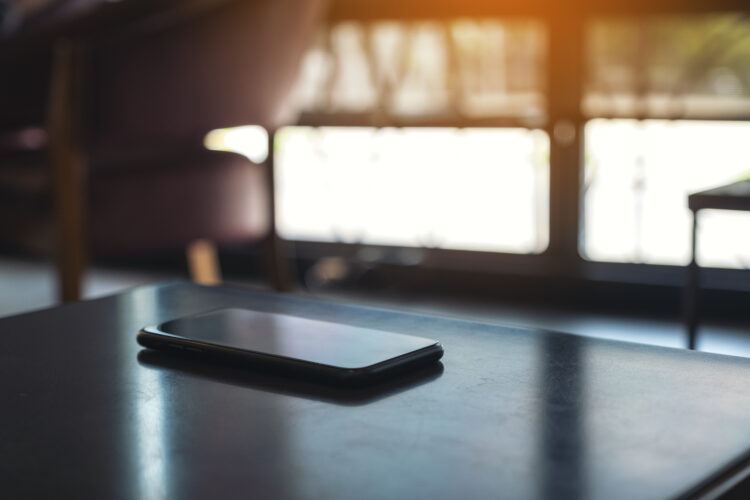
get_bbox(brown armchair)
[0,0,326,300]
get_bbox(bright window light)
[204,125,268,163]
[583,119,750,268]
[275,126,549,254]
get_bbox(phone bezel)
[136,311,444,386]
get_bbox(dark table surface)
[4,281,750,499]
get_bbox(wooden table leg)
[683,209,699,349]
[48,39,87,303]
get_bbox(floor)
[0,257,184,318]
[1,256,749,357]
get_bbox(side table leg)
[683,210,699,349]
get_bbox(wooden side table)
[685,179,750,349]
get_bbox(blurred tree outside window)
[585,14,750,118]
[292,20,546,121]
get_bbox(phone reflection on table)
[137,349,444,406]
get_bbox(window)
[582,14,750,271]
[212,4,750,290]
[275,126,549,253]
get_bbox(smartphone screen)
[138,308,443,381]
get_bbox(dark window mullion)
[546,15,585,274]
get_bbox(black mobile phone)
[137,308,444,386]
